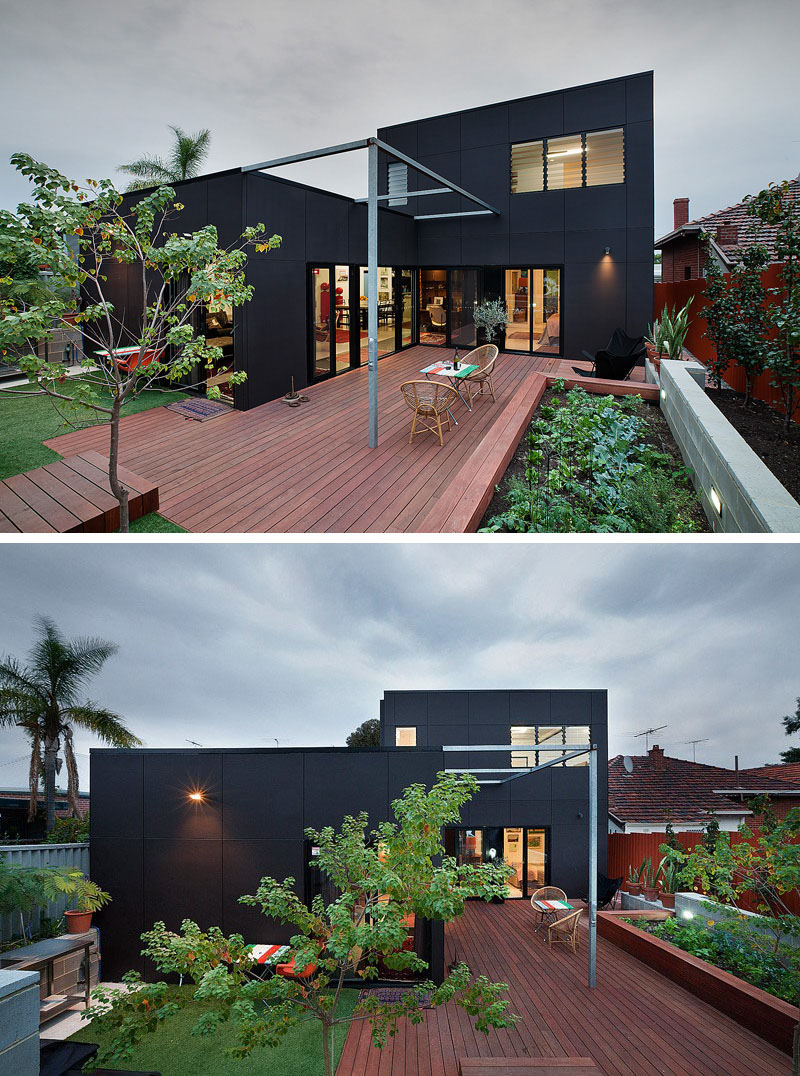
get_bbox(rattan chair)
[530,886,568,932]
[400,380,460,447]
[547,908,583,953]
[461,344,499,404]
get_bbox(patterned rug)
[166,398,233,421]
[358,987,432,1006]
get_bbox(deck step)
[0,453,159,532]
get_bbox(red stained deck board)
[336,900,788,1076]
[44,347,552,533]
[0,454,158,533]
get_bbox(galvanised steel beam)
[413,211,494,220]
[353,187,451,203]
[373,138,499,214]
[367,139,378,449]
[241,140,369,172]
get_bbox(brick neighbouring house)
[655,177,800,283]
[0,788,89,842]
[608,744,800,833]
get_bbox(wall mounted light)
[603,246,611,256]
[681,910,694,920]
[709,487,722,516]
[660,388,666,401]
[187,790,206,802]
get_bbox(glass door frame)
[445,825,549,899]
[499,265,564,355]
[309,264,417,383]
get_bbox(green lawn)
[69,986,360,1075]
[0,379,188,532]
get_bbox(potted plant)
[641,857,659,902]
[657,857,679,910]
[64,876,111,934]
[645,314,666,371]
[626,863,643,896]
[473,298,510,345]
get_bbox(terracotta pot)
[627,883,643,896]
[643,886,659,902]
[659,891,675,910]
[65,910,93,934]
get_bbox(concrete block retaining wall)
[658,359,800,532]
[0,968,40,1076]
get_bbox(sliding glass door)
[445,826,548,898]
[503,268,562,353]
[450,269,478,349]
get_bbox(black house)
[90,689,607,982]
[99,72,653,410]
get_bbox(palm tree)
[119,125,212,192]
[0,617,141,833]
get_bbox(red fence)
[654,265,788,415]
[608,829,800,916]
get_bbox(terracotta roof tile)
[608,747,797,825]
[689,177,800,264]
[739,762,800,784]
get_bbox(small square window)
[395,727,416,747]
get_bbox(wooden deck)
[0,451,158,533]
[337,901,788,1076]
[44,347,547,533]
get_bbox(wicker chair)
[400,380,459,447]
[547,908,583,953]
[530,886,568,932]
[461,344,499,404]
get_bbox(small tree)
[746,180,800,434]
[0,154,281,530]
[701,233,737,390]
[85,773,516,1076]
[119,125,212,192]
[473,298,510,342]
[782,697,800,764]
[700,235,770,402]
[346,718,380,747]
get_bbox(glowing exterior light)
[188,790,205,802]
[709,488,722,516]
[603,246,611,256]
[682,910,694,920]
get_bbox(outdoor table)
[532,898,573,934]
[248,943,290,967]
[420,359,479,423]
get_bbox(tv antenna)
[679,737,709,763]
[186,739,204,747]
[634,725,667,751]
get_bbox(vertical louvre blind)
[511,127,625,192]
[510,141,544,194]
[387,162,408,206]
[585,128,625,186]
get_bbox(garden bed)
[705,387,800,502]
[597,913,796,1055]
[479,384,710,532]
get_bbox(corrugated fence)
[608,830,800,915]
[0,842,89,944]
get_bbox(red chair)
[276,957,317,980]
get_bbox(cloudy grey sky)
[1,1,798,236]
[0,541,797,792]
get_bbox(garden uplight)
[682,910,694,920]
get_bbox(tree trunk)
[44,735,59,835]
[321,1018,332,1076]
[108,399,130,532]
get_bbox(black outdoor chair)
[582,873,623,910]
[574,327,646,381]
